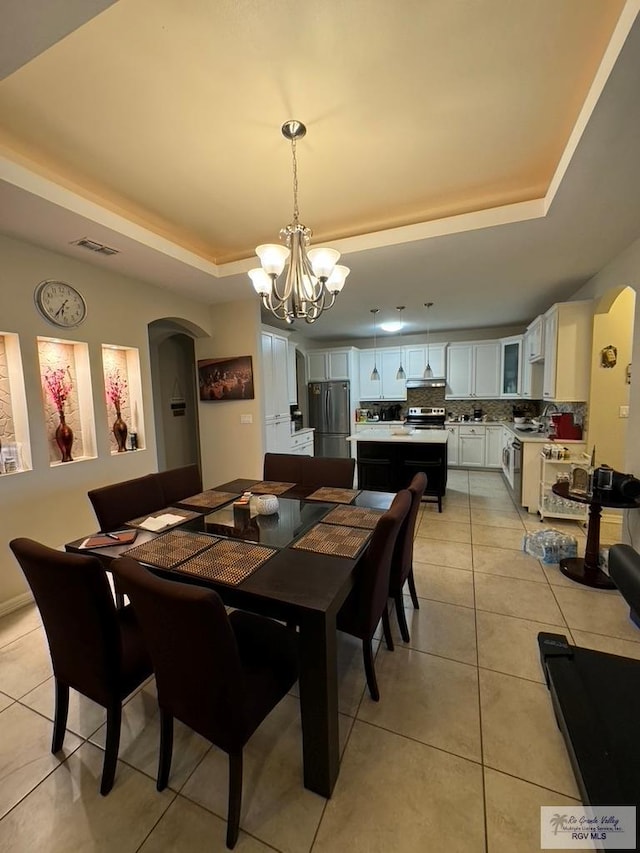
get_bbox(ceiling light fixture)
[248,120,350,324]
[424,301,434,379]
[370,309,380,381]
[395,307,406,380]
[380,305,405,333]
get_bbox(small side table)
[551,482,639,590]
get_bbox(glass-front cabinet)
[500,336,522,398]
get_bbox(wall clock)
[34,280,87,328]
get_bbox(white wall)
[0,233,213,609]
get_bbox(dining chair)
[8,538,153,795]
[263,452,301,484]
[388,472,427,642]
[263,453,356,489]
[87,473,165,532]
[156,464,202,506]
[336,489,411,701]
[112,556,299,849]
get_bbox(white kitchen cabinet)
[358,349,407,401]
[446,342,500,399]
[445,425,459,466]
[264,418,291,453]
[290,428,314,456]
[485,425,503,468]
[500,336,522,398]
[539,451,587,522]
[542,301,593,402]
[526,315,545,362]
[306,348,357,381]
[287,342,297,405]
[262,330,290,419]
[521,328,544,399]
[404,344,446,379]
[459,424,485,467]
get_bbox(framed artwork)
[198,355,255,401]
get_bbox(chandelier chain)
[291,137,300,225]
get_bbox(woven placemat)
[173,539,276,586]
[122,530,217,569]
[249,481,296,495]
[126,507,200,530]
[174,490,237,510]
[322,505,384,530]
[306,487,361,504]
[292,523,371,558]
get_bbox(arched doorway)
[148,318,209,472]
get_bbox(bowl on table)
[254,494,279,515]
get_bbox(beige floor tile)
[0,604,41,650]
[411,560,475,608]
[0,692,13,713]
[474,574,565,625]
[413,537,473,570]
[21,677,107,739]
[416,517,472,543]
[540,562,590,587]
[569,629,640,660]
[440,489,470,507]
[424,502,471,523]
[477,612,566,682]
[0,628,52,699]
[0,702,83,820]
[472,524,525,550]
[389,598,477,665]
[139,794,273,852]
[523,518,587,537]
[181,695,333,853]
[599,519,623,545]
[553,586,640,643]
[484,768,580,853]
[470,509,525,530]
[313,720,485,853]
[479,669,579,797]
[358,647,481,761]
[0,741,173,852]
[470,495,518,511]
[473,545,546,583]
[91,680,211,791]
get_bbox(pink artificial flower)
[105,369,127,409]
[44,366,73,411]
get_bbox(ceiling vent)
[71,238,120,256]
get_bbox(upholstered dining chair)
[336,489,411,701]
[112,556,299,850]
[263,453,355,489]
[8,538,153,795]
[156,464,202,506]
[87,473,165,533]
[389,472,427,642]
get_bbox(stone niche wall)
[102,348,133,453]
[0,336,16,443]
[38,340,85,463]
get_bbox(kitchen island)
[347,429,448,510]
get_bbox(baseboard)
[0,591,34,618]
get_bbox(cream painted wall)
[0,233,213,609]
[588,287,634,472]
[195,299,265,489]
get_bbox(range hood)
[406,378,447,389]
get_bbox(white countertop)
[347,429,449,444]
[444,420,585,444]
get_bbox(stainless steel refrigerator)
[308,381,351,458]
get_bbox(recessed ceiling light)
[379,321,402,332]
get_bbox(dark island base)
[356,441,447,511]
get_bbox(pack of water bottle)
[523,529,578,564]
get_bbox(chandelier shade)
[249,121,349,324]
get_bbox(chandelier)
[248,120,350,324]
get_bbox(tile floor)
[0,470,636,852]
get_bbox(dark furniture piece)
[355,439,447,511]
[389,472,427,642]
[67,477,395,799]
[609,542,640,628]
[263,453,355,488]
[113,557,298,849]
[9,538,152,795]
[551,482,640,589]
[155,463,202,506]
[337,490,411,700]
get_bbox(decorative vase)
[113,407,128,452]
[55,411,74,463]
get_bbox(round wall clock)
[34,280,87,328]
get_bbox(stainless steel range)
[405,407,447,430]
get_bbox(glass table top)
[186,496,333,549]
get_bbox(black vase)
[55,412,74,462]
[113,409,128,452]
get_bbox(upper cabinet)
[525,315,545,362]
[358,349,407,401]
[521,327,544,399]
[287,342,297,405]
[403,344,446,379]
[261,330,290,419]
[499,336,522,398]
[542,301,593,402]
[306,347,358,382]
[446,342,500,399]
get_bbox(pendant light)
[395,306,406,380]
[424,301,434,379]
[370,309,380,381]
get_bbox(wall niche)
[101,345,145,454]
[0,332,32,474]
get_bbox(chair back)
[390,472,427,592]
[9,538,123,705]
[299,455,355,489]
[88,474,164,531]
[156,464,202,506]
[113,557,250,753]
[263,452,301,484]
[353,490,411,636]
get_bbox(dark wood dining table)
[66,477,394,799]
